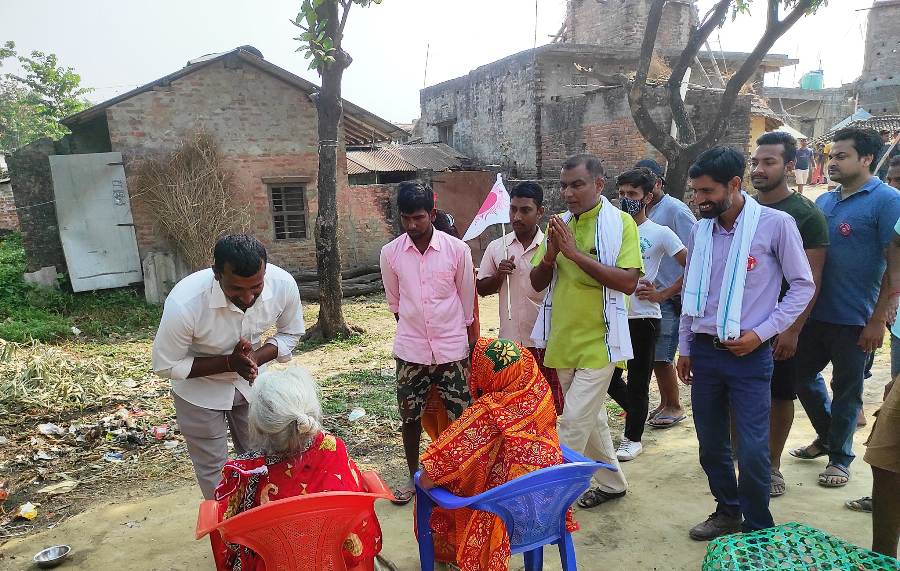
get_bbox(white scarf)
[682,192,762,340]
[531,196,634,362]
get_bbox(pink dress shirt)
[380,229,476,365]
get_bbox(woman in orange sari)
[418,338,576,571]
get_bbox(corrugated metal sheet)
[347,149,417,173]
[347,144,467,174]
[346,158,368,175]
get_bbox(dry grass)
[131,132,250,270]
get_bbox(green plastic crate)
[702,523,900,570]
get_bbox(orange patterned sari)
[420,338,576,571]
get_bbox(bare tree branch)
[623,0,679,155]
[667,0,731,144]
[692,0,814,153]
[337,0,352,42]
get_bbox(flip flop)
[789,441,829,460]
[391,481,415,505]
[818,463,850,488]
[845,496,873,513]
[770,469,786,497]
[648,414,686,429]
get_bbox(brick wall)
[420,51,539,177]
[860,0,900,114]
[7,139,67,272]
[104,57,388,273]
[565,0,694,53]
[0,181,19,231]
[540,85,752,182]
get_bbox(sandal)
[648,414,686,429]
[391,480,415,505]
[845,496,873,513]
[818,463,850,488]
[770,469,786,497]
[577,486,626,509]
[789,440,829,460]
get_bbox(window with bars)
[269,185,307,240]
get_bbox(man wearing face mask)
[677,147,814,540]
[152,234,305,499]
[607,167,686,462]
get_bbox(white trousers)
[557,365,628,493]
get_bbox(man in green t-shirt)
[530,154,643,508]
[751,131,829,498]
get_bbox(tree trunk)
[661,149,687,202]
[311,0,352,340]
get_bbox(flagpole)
[502,222,512,322]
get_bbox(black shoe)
[688,512,742,541]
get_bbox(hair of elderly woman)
[248,366,323,455]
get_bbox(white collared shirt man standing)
[152,234,305,498]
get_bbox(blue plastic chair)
[414,445,617,571]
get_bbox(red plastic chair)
[196,471,394,571]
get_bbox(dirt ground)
[1,289,894,570]
[2,184,893,569]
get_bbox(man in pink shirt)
[379,180,477,504]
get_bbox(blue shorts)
[654,296,681,363]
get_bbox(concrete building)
[420,0,794,180]
[763,1,900,137]
[8,47,408,299]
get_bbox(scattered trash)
[163,440,180,450]
[348,407,366,422]
[150,425,169,440]
[70,326,81,335]
[34,451,56,461]
[0,435,8,445]
[0,487,8,502]
[123,521,141,528]
[38,424,66,437]
[16,502,38,520]
[102,452,124,463]
[37,479,80,496]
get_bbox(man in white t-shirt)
[608,167,687,461]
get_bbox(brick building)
[9,47,408,299]
[419,1,794,181]
[859,0,900,115]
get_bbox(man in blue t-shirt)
[794,138,814,195]
[790,128,900,489]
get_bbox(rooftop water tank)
[800,70,824,90]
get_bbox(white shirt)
[151,264,305,410]
[630,220,685,319]
[478,230,546,346]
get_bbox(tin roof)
[346,143,468,174]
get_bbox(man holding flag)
[530,153,643,508]
[474,180,564,413]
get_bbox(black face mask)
[620,197,644,215]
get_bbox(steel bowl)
[33,545,71,569]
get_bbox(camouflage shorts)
[395,357,471,424]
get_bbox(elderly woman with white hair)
[213,366,385,571]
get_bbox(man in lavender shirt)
[676,147,814,541]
